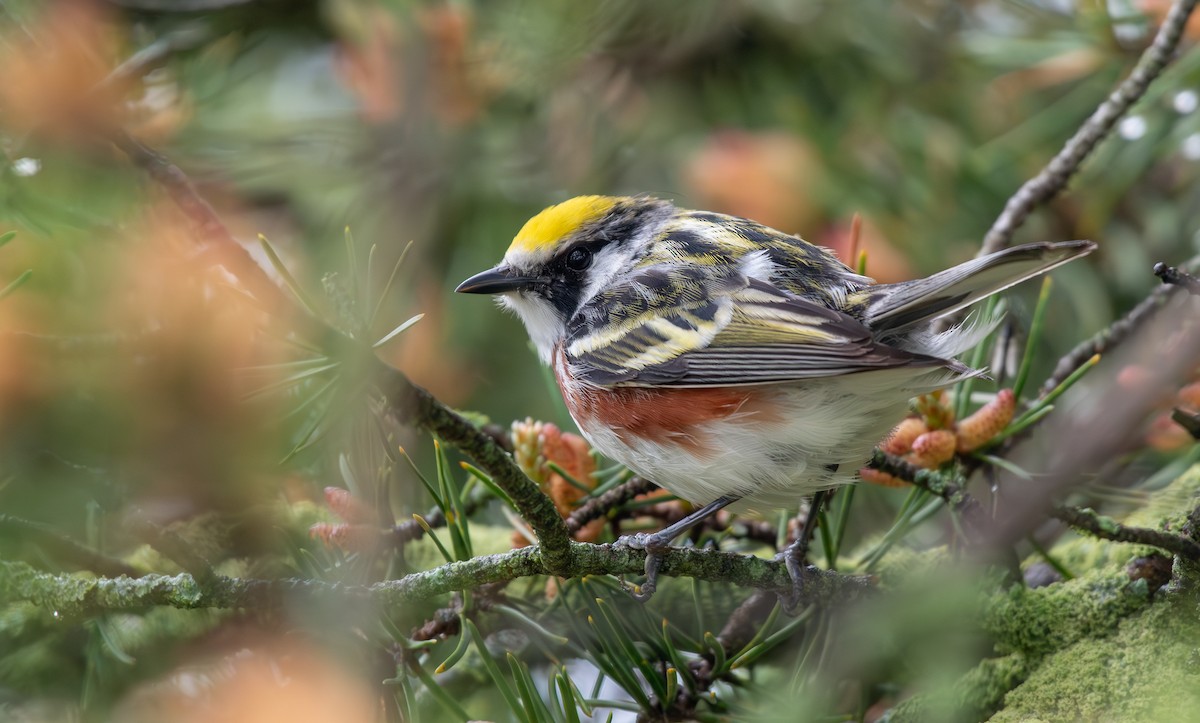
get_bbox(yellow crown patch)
[508,196,619,255]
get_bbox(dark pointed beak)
[455,265,540,294]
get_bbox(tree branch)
[376,365,573,570]
[565,476,658,534]
[866,449,978,515]
[1051,505,1200,561]
[1038,252,1200,398]
[0,541,870,618]
[1171,408,1200,439]
[980,0,1200,254]
[1153,261,1200,295]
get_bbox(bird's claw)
[775,549,810,615]
[614,532,670,603]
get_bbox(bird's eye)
[566,247,592,271]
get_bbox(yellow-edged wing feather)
[567,272,948,388]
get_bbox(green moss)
[1038,531,1155,576]
[983,464,1200,720]
[886,654,1032,723]
[992,586,1200,721]
[984,570,1151,657]
[1126,461,1200,530]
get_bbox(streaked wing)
[568,276,948,387]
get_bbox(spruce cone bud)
[883,416,928,455]
[955,389,1016,452]
[910,429,957,468]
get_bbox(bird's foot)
[775,489,829,614]
[614,531,672,603]
[774,546,811,615]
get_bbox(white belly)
[570,372,930,512]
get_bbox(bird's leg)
[779,471,837,613]
[615,494,739,603]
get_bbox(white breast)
[564,367,952,512]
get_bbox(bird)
[456,194,1094,602]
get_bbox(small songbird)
[457,195,1093,601]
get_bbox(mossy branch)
[866,449,978,515]
[0,542,869,618]
[1051,505,1200,562]
[377,364,573,571]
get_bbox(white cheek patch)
[579,245,634,308]
[499,293,562,364]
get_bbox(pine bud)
[910,429,957,468]
[882,416,928,455]
[956,389,1016,452]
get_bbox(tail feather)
[864,240,1096,332]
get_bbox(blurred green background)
[6,0,1199,426]
[130,0,1200,421]
[2,0,1200,720]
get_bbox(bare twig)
[1051,505,1200,561]
[92,26,209,98]
[981,0,1200,253]
[107,129,299,317]
[1153,262,1200,295]
[565,477,658,534]
[1171,408,1200,439]
[1039,253,1200,397]
[715,589,778,652]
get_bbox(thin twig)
[1171,408,1200,439]
[866,450,978,515]
[715,589,778,652]
[981,0,1200,253]
[1039,252,1200,397]
[685,589,781,712]
[1051,505,1200,561]
[378,365,574,571]
[107,128,299,317]
[565,477,658,534]
[92,26,209,98]
[1153,262,1200,295]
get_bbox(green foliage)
[0,1,1199,721]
